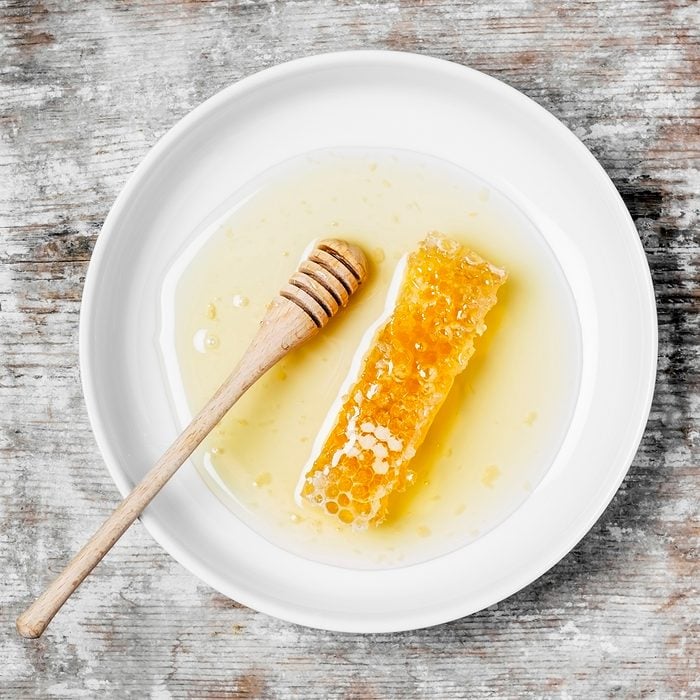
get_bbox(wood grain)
[1,0,698,696]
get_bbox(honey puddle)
[159,150,581,569]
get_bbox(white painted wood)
[1,0,697,696]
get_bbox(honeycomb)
[299,232,507,528]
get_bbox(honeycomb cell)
[299,232,507,528]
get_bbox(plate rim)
[79,50,658,632]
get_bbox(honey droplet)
[232,294,249,308]
[481,465,501,488]
[525,411,538,426]
[193,328,219,353]
[372,247,386,264]
[253,472,272,488]
[206,303,217,320]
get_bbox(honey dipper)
[17,239,368,639]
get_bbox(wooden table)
[2,1,697,696]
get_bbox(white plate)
[80,51,657,632]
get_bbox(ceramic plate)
[80,51,656,632]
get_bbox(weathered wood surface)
[1,0,697,697]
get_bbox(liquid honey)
[159,150,581,569]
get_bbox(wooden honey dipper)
[17,239,368,639]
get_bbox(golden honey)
[159,150,581,569]
[300,234,507,527]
